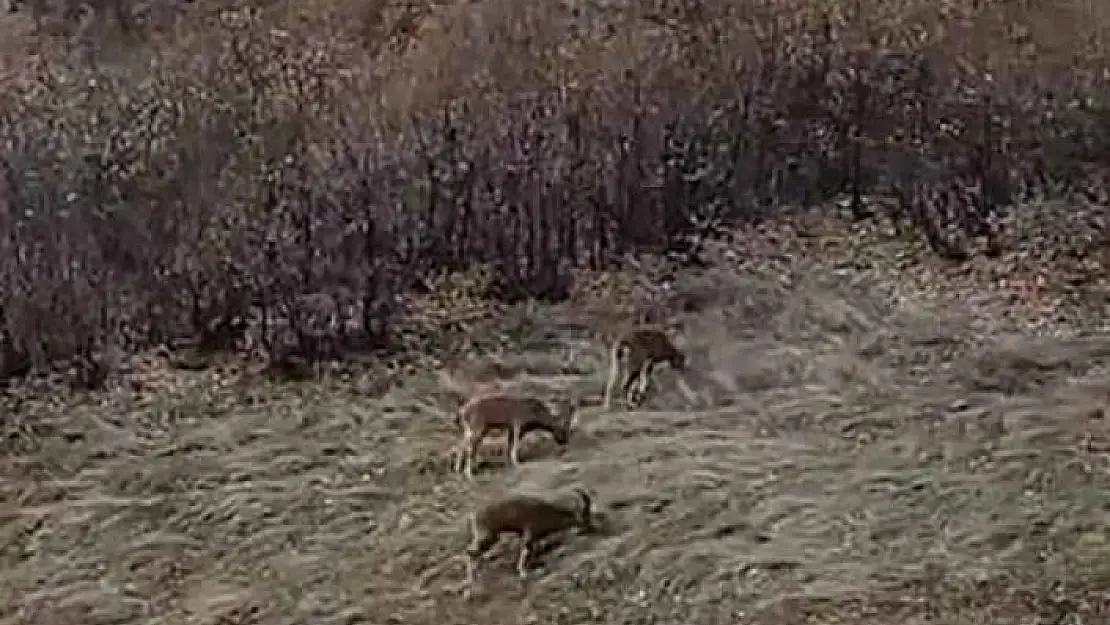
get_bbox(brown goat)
[603,326,686,409]
[464,487,596,586]
[451,392,576,477]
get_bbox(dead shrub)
[1,0,1109,388]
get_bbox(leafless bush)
[1,1,1109,386]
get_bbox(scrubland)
[4,0,1110,623]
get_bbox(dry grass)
[4,1,1110,620]
[5,246,1110,625]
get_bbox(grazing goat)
[603,326,686,409]
[464,487,596,586]
[451,392,576,477]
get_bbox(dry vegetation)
[7,242,1110,625]
[5,0,1110,623]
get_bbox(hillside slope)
[6,222,1110,625]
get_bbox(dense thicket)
[2,0,1109,383]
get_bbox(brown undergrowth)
[3,0,1110,381]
